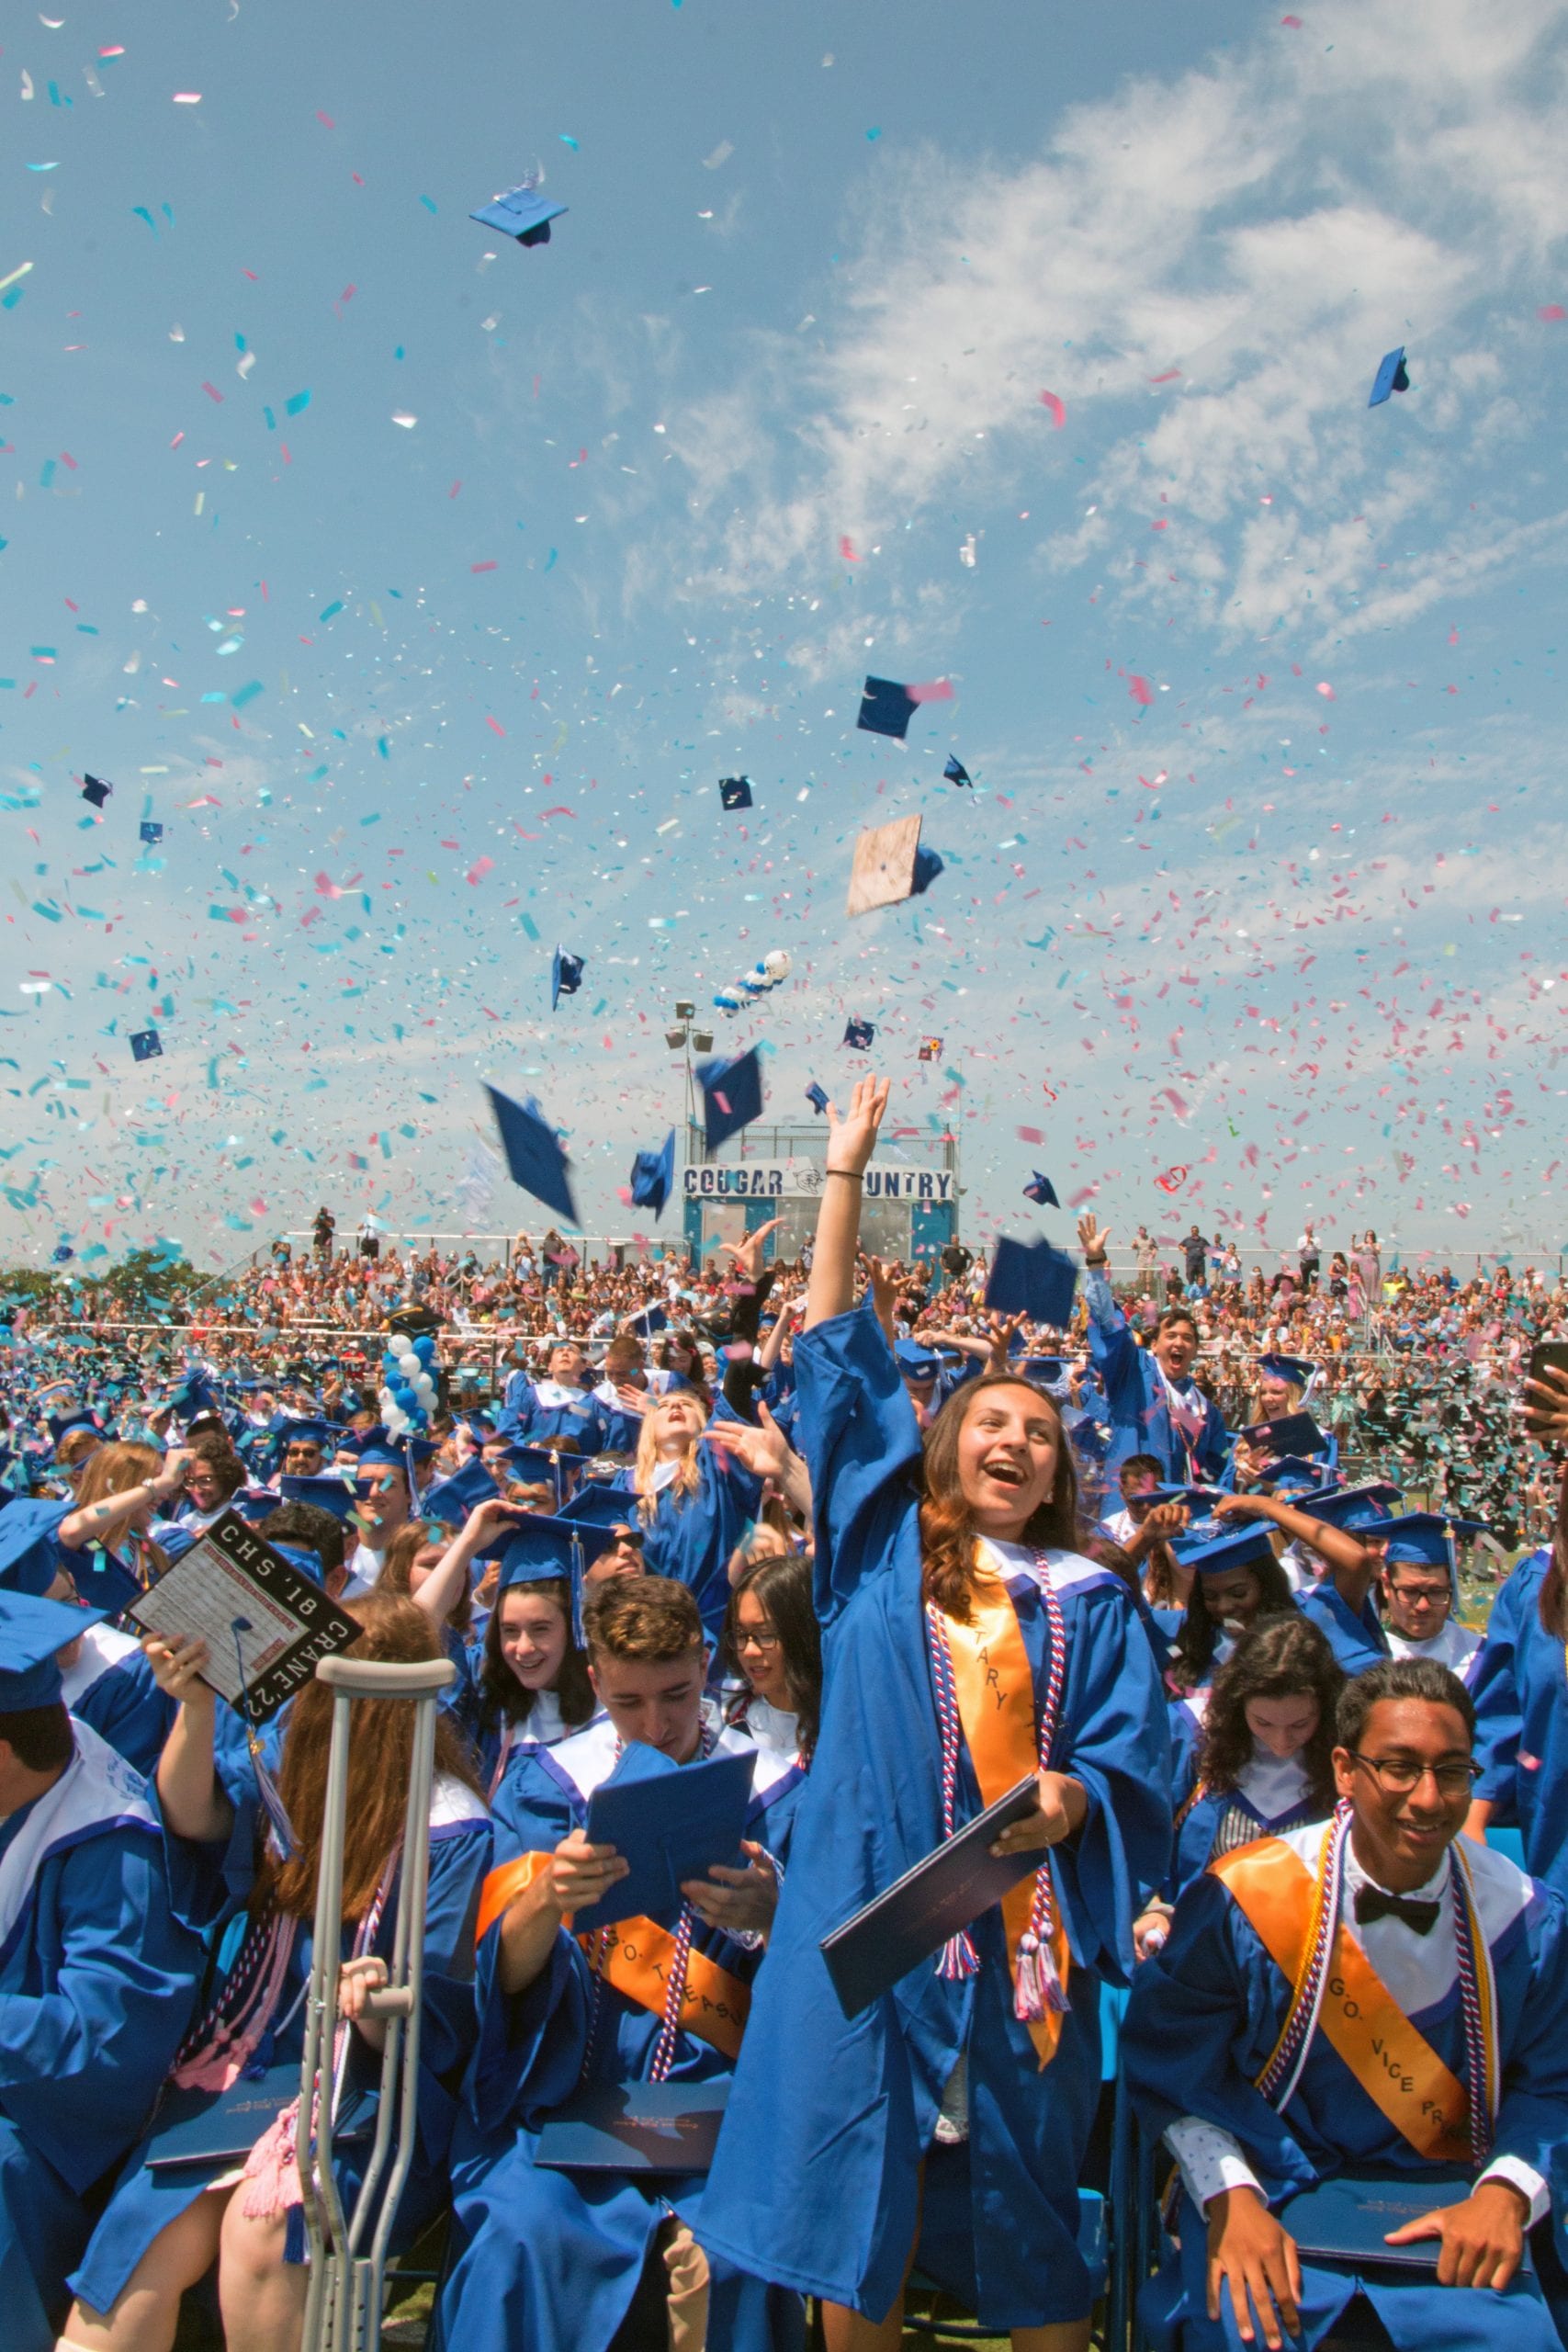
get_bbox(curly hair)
[918,1373,1080,1623]
[477,1574,595,1736]
[1197,1612,1343,1810]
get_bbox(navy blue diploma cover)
[145,2064,376,2171]
[534,2079,729,2174]
[1242,1410,1325,1458]
[1278,2172,1534,2278]
[570,1747,757,1935]
[820,1772,1042,2020]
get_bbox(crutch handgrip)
[315,1657,457,1695]
[363,1985,415,2018]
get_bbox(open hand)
[1382,2178,1529,2290]
[1077,1214,1111,1264]
[824,1078,890,1177]
[704,1402,795,1486]
[682,1840,779,1937]
[1522,1362,1568,1447]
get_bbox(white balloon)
[761,948,791,983]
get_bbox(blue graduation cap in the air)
[805,1081,829,1114]
[484,1083,579,1224]
[470,180,568,247]
[130,1029,163,1063]
[694,1049,763,1151]
[82,774,112,809]
[1369,346,1410,407]
[140,820,164,845]
[843,1018,875,1051]
[629,1130,676,1220]
[551,947,584,1011]
[984,1237,1078,1328]
[943,754,973,788]
[1022,1171,1059,1207]
[858,676,917,741]
[910,842,945,897]
[719,775,753,811]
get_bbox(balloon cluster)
[380,1329,438,1437]
[713,947,791,1016]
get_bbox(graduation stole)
[475,1850,750,2061]
[926,1562,1070,2071]
[1213,1806,1497,2167]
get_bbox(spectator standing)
[311,1204,335,1263]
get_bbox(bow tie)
[1354,1885,1442,1936]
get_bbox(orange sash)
[940,1574,1069,2069]
[1213,1835,1474,2165]
[475,1851,750,2061]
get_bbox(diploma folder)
[534,2079,729,2174]
[1242,1410,1325,1459]
[1278,2172,1534,2278]
[145,2064,376,2171]
[570,1747,757,1936]
[820,1774,1041,2020]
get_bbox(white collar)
[977,1537,1116,1598]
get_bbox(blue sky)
[2,0,1565,1272]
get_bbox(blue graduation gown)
[501,1377,608,1457]
[1082,1270,1231,1480]
[0,1719,203,2352]
[696,1298,1173,2330]
[1472,1550,1568,1904]
[434,1718,800,2352]
[614,1442,764,1643]
[1166,1740,1318,1900]
[1301,1577,1390,1677]
[1123,1825,1568,2351]
[71,1777,491,2314]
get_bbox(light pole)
[664,1001,714,1149]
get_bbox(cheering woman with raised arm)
[698,1079,1172,2352]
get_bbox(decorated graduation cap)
[422,1455,501,1529]
[845,815,943,916]
[0,1499,69,1597]
[805,1081,829,1114]
[942,754,973,788]
[81,774,112,808]
[130,1030,163,1063]
[0,1589,107,1713]
[1258,1353,1317,1396]
[278,1474,361,1522]
[551,946,584,1011]
[1169,1521,1280,1580]
[1022,1171,1060,1208]
[629,1130,676,1220]
[985,1237,1078,1329]
[470,179,567,247]
[718,775,753,810]
[140,820,164,845]
[1378,1512,1457,1568]
[1292,1480,1403,1532]
[485,1083,579,1224]
[694,1048,763,1150]
[1368,345,1410,407]
[894,1337,942,1381]
[843,1018,875,1051]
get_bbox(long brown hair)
[1539,1463,1568,1639]
[73,1441,171,1578]
[1197,1612,1342,1809]
[918,1374,1080,1622]
[478,1576,595,1735]
[255,1593,484,1924]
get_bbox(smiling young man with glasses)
[1125,1657,1568,2352]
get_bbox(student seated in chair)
[1123,1657,1568,2352]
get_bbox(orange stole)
[475,1850,750,2062]
[940,1575,1069,2069]
[1212,1835,1474,2166]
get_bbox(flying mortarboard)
[805,1081,829,1114]
[629,1130,676,1220]
[623,1303,669,1339]
[470,181,568,247]
[694,1048,763,1151]
[81,775,112,808]
[856,674,953,742]
[942,754,973,787]
[1368,346,1410,407]
[718,775,753,811]
[140,820,164,845]
[551,947,584,1011]
[130,1030,164,1063]
[843,1018,876,1051]
[845,814,943,916]
[984,1237,1079,1329]
[0,1589,107,1711]
[485,1083,579,1225]
[1022,1171,1060,1208]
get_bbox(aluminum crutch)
[297,1651,457,2352]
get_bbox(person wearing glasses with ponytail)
[1125,1657,1568,2352]
[696,1078,1171,2352]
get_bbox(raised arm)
[414,1499,525,1628]
[805,1078,889,1330]
[1213,1491,1380,1613]
[57,1447,193,1552]
[143,1634,235,1845]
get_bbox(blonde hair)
[632,1397,704,1521]
[73,1442,164,1508]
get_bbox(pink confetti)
[1155,1166,1190,1193]
[1147,368,1181,385]
[906,679,954,706]
[1539,304,1565,322]
[1315,680,1336,699]
[471,560,498,573]
[200,381,224,403]
[316,110,336,129]
[1038,390,1066,429]
[485,716,506,737]
[839,537,860,560]
[1280,12,1303,23]
[467,856,495,885]
[1128,674,1154,707]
